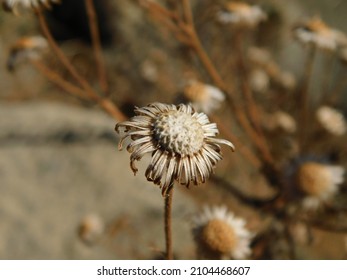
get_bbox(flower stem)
[299,45,316,151]
[36,8,94,95]
[164,186,174,260]
[85,0,109,94]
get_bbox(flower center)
[153,111,205,156]
[200,219,237,254]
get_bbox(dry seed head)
[200,219,237,255]
[293,17,347,51]
[115,103,235,196]
[183,81,225,114]
[153,111,205,156]
[7,36,48,71]
[316,106,347,136]
[217,2,267,28]
[2,0,60,14]
[261,110,296,133]
[192,206,252,259]
[296,162,344,209]
[249,68,269,93]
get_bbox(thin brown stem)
[329,70,347,106]
[178,2,274,166]
[36,8,95,97]
[31,60,127,121]
[320,52,334,104]
[98,98,127,122]
[31,60,87,100]
[210,115,261,168]
[141,0,274,165]
[164,187,174,260]
[299,45,316,151]
[235,30,263,135]
[85,0,109,94]
[181,0,194,28]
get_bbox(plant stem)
[31,60,87,100]
[164,187,174,260]
[31,60,127,121]
[210,115,261,168]
[299,45,316,151]
[36,8,94,96]
[234,29,263,136]
[85,0,109,94]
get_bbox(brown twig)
[298,45,316,151]
[234,29,264,136]
[35,8,126,121]
[31,60,87,100]
[140,0,274,165]
[85,0,109,94]
[36,8,95,96]
[31,60,127,121]
[210,114,261,168]
[164,187,174,260]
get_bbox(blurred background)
[0,0,346,259]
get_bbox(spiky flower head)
[316,106,347,136]
[217,2,267,28]
[192,205,253,259]
[115,103,234,196]
[2,0,60,14]
[182,81,225,114]
[293,17,347,51]
[296,162,344,209]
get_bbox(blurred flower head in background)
[217,1,267,28]
[316,106,347,136]
[2,0,60,14]
[296,162,345,209]
[293,17,347,51]
[7,36,48,71]
[181,80,225,114]
[192,205,253,259]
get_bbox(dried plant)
[3,0,347,260]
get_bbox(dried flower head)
[78,214,105,245]
[296,162,344,209]
[192,206,253,259]
[316,106,347,136]
[262,110,297,133]
[293,17,347,51]
[248,47,296,90]
[249,68,269,93]
[115,103,234,196]
[2,0,60,13]
[248,47,272,66]
[182,81,225,114]
[7,36,48,71]
[277,71,297,90]
[217,2,267,28]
